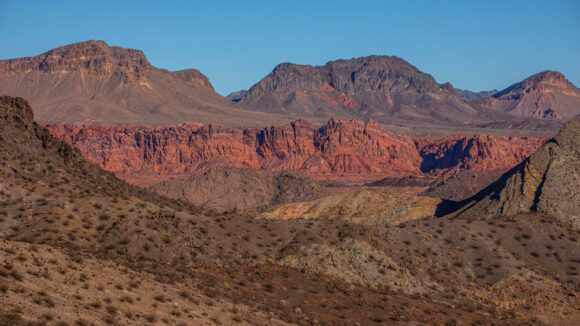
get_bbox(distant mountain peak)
[171,68,214,91]
[493,70,575,99]
[454,88,498,101]
[474,70,580,120]
[236,55,482,127]
[0,40,151,83]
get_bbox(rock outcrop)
[0,40,292,127]
[150,168,324,212]
[452,117,580,227]
[474,71,580,120]
[415,135,545,176]
[45,118,546,184]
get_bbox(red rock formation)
[44,119,547,184]
[45,119,422,180]
[415,135,546,176]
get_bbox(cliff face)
[416,135,545,176]
[45,118,423,179]
[474,71,580,119]
[0,40,151,83]
[44,118,546,184]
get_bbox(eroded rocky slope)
[235,55,563,134]
[452,117,580,227]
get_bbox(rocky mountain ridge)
[237,55,480,124]
[234,55,566,134]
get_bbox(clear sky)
[1,0,578,96]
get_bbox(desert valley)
[0,18,579,326]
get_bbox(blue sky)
[1,0,578,95]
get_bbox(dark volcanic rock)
[235,55,558,131]
[237,55,480,125]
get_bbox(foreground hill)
[44,118,546,185]
[235,55,562,133]
[1,96,578,325]
[474,71,580,120]
[0,41,291,127]
[451,117,580,227]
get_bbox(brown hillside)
[150,168,324,212]
[0,41,293,128]
[474,71,580,119]
[1,96,578,325]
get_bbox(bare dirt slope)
[474,71,580,120]
[422,169,508,201]
[150,168,325,212]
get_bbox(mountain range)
[1,41,578,134]
[0,40,292,128]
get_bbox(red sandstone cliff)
[44,119,546,184]
[415,135,545,177]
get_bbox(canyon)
[44,118,546,185]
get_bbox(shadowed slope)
[451,117,580,227]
